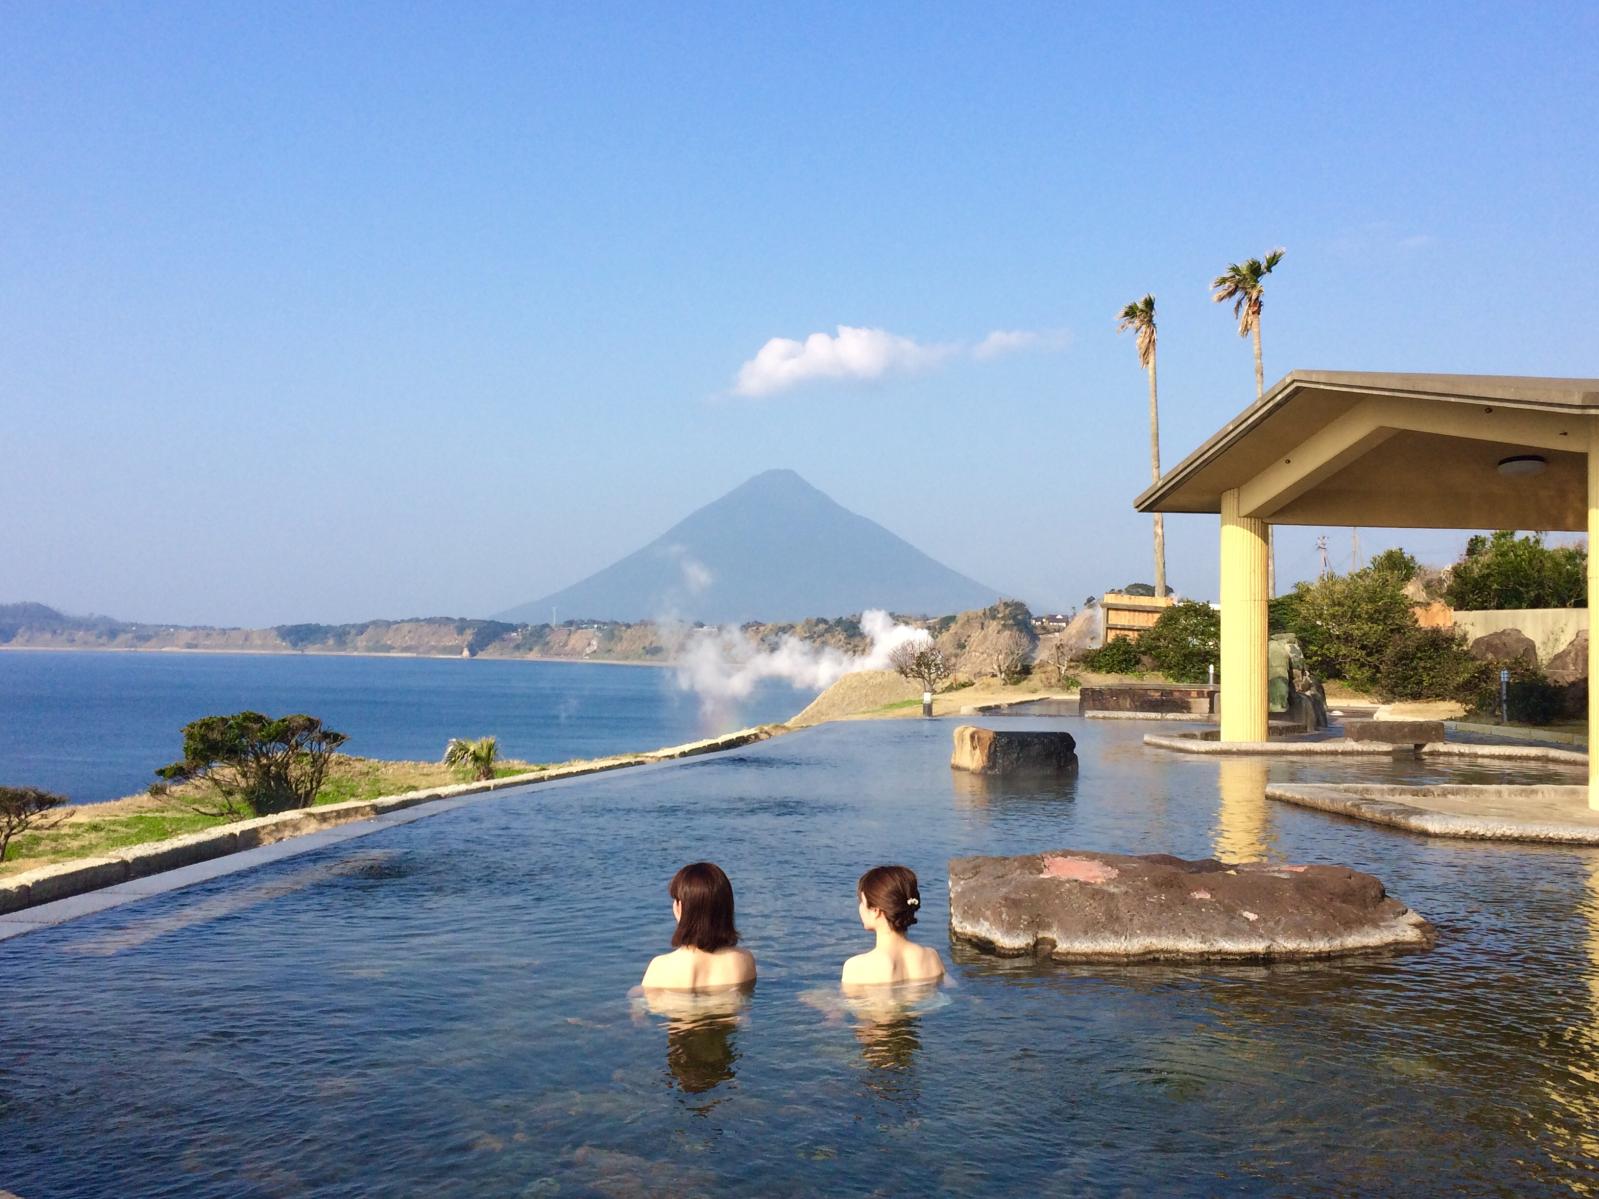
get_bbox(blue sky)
[3,3,1596,625]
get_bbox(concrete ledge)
[1267,783,1599,844]
[1145,732,1588,765]
[1446,720,1586,747]
[1144,733,1398,756]
[9,857,131,908]
[119,828,241,880]
[1086,710,1215,722]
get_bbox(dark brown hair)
[670,862,739,952]
[858,864,921,933]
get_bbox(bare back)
[841,939,945,988]
[641,946,757,991]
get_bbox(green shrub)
[1082,637,1143,673]
[1445,531,1586,610]
[1377,628,1491,703]
[1279,562,1417,689]
[443,735,500,781]
[1137,601,1218,683]
[0,786,69,861]
[1463,666,1567,725]
[156,712,347,818]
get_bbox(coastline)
[0,644,678,668]
[0,724,784,931]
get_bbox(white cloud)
[731,323,1067,398]
[973,328,1072,360]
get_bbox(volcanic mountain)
[495,469,1003,624]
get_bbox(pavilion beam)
[1589,423,1599,807]
[1365,397,1577,453]
[1220,488,1269,742]
[1238,400,1396,518]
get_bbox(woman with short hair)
[842,864,945,988]
[641,862,757,991]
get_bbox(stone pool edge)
[0,725,778,933]
[1265,783,1599,845]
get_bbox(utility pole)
[1316,535,1330,580]
[1351,528,1361,572]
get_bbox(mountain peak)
[495,473,1000,624]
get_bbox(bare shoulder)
[726,947,758,982]
[840,950,874,984]
[641,950,680,988]
[918,944,947,978]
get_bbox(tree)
[1213,248,1286,594]
[1138,600,1220,684]
[444,735,500,781]
[1444,531,1586,610]
[0,786,69,862]
[985,629,1032,684]
[156,712,347,818]
[1280,562,1417,690]
[1211,249,1286,400]
[1117,293,1166,598]
[888,641,952,694]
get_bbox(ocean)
[0,650,814,804]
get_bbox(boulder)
[1468,628,1538,668]
[950,726,1077,774]
[948,849,1433,961]
[1546,629,1589,686]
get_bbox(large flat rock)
[950,726,1077,774]
[949,849,1433,961]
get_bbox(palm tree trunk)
[1148,354,1166,597]
[1253,321,1275,596]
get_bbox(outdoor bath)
[2,715,1596,1196]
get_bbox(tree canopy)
[1444,531,1586,610]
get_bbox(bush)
[156,712,347,817]
[444,735,500,781]
[1445,531,1586,610]
[1463,666,1566,725]
[0,786,69,861]
[1137,601,1219,683]
[1279,562,1417,690]
[1082,637,1143,673]
[1377,628,1491,703]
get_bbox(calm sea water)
[2,716,1597,1196]
[0,650,811,803]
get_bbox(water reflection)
[637,986,751,1103]
[1213,757,1272,862]
[950,768,1078,810]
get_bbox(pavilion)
[1135,371,1599,802]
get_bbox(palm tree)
[1211,248,1285,400]
[443,735,499,781]
[1213,248,1286,593]
[1117,294,1166,597]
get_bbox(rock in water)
[950,726,1077,774]
[948,850,1433,961]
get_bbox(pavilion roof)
[1135,371,1599,530]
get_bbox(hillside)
[496,468,1002,624]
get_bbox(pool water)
[3,717,1598,1197]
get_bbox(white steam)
[674,609,929,717]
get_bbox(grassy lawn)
[1,753,548,878]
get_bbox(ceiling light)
[1496,455,1548,477]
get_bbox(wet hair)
[858,864,921,933]
[669,862,740,952]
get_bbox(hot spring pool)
[3,716,1597,1196]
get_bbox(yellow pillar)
[1588,424,1599,807]
[1220,487,1269,742]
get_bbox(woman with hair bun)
[642,862,757,991]
[842,864,945,987]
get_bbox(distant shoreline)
[0,645,676,668]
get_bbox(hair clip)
[907,896,920,907]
